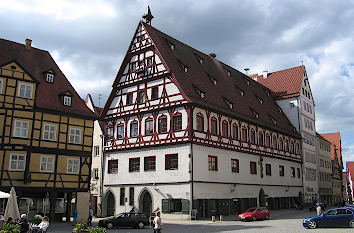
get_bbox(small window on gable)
[224,98,233,109]
[194,85,205,98]
[208,75,217,85]
[195,53,203,64]
[235,85,244,96]
[165,39,175,50]
[264,88,270,96]
[151,87,159,100]
[178,60,188,72]
[243,77,250,85]
[255,95,263,104]
[269,115,277,125]
[224,68,231,76]
[250,107,259,119]
[63,96,71,106]
[46,73,54,83]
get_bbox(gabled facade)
[0,38,96,221]
[101,17,303,219]
[256,66,319,205]
[345,162,354,203]
[316,133,332,205]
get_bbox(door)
[319,209,337,227]
[106,192,115,216]
[141,191,152,218]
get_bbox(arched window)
[222,120,229,137]
[273,135,277,149]
[173,113,182,132]
[241,127,248,142]
[211,117,217,135]
[232,124,239,140]
[284,139,289,152]
[296,143,300,154]
[250,129,256,144]
[196,113,204,132]
[265,134,271,147]
[145,119,153,136]
[158,115,167,133]
[258,131,264,146]
[130,121,138,137]
[279,138,283,150]
[290,142,294,153]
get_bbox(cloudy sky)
[1,0,354,167]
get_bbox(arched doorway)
[106,191,115,216]
[259,188,266,207]
[139,189,152,218]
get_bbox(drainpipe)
[189,106,194,220]
[297,98,305,206]
[100,134,105,217]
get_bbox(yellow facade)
[0,61,94,192]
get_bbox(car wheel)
[265,215,270,220]
[252,216,257,221]
[106,222,114,229]
[307,220,316,229]
[350,220,354,228]
[137,221,145,229]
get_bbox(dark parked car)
[303,207,354,229]
[238,207,270,221]
[98,212,150,229]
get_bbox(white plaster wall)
[276,97,301,132]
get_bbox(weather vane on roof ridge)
[142,5,154,25]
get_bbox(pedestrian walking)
[153,211,162,233]
[88,206,93,226]
[316,204,322,216]
[73,208,78,226]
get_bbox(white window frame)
[9,153,26,171]
[18,82,33,99]
[13,120,29,138]
[67,158,80,174]
[93,168,99,180]
[42,123,57,141]
[40,155,54,173]
[46,73,54,83]
[63,96,72,106]
[0,78,3,94]
[94,145,100,157]
[69,128,81,144]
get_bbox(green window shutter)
[181,199,190,214]
[162,199,170,213]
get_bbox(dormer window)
[178,60,188,72]
[194,85,205,98]
[195,53,203,64]
[208,75,217,85]
[224,68,231,76]
[243,77,250,85]
[165,39,175,50]
[269,114,277,125]
[63,96,71,106]
[46,73,54,83]
[224,98,233,109]
[264,88,270,96]
[255,95,263,104]
[250,107,259,119]
[235,85,244,96]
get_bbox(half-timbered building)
[102,13,303,219]
[0,38,96,221]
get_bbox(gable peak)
[142,6,154,25]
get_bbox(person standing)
[316,204,322,216]
[73,208,78,226]
[88,206,93,226]
[153,211,162,233]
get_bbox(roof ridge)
[0,37,49,53]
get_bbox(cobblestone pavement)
[50,208,353,233]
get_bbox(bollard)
[211,216,215,222]
[220,215,223,221]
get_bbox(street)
[50,208,353,233]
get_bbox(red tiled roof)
[0,38,96,119]
[347,162,354,182]
[138,22,300,138]
[256,66,305,99]
[321,132,342,165]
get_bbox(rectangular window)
[265,164,271,176]
[151,87,158,100]
[108,159,118,174]
[94,146,100,157]
[208,155,218,171]
[165,154,178,170]
[117,124,124,139]
[231,159,239,173]
[145,120,153,135]
[144,156,156,171]
[250,161,257,174]
[138,91,146,104]
[9,154,26,171]
[46,73,54,83]
[222,121,228,137]
[126,93,133,105]
[291,167,295,178]
[129,187,134,206]
[211,118,217,135]
[170,199,182,212]
[279,165,285,177]
[173,114,182,132]
[196,115,204,132]
[242,127,247,142]
[69,128,81,144]
[93,168,99,180]
[130,122,138,137]
[0,79,3,94]
[232,125,238,140]
[120,187,125,205]
[40,156,54,173]
[158,117,167,133]
[63,96,71,106]
[43,123,57,141]
[297,168,301,178]
[129,158,140,172]
[13,120,29,138]
[18,82,33,99]
[67,158,80,174]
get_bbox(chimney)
[263,70,268,79]
[25,39,32,50]
[209,53,216,58]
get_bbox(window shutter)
[162,199,170,213]
[181,199,190,214]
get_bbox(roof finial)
[301,60,304,66]
[142,6,154,25]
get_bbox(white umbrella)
[0,191,10,199]
[4,187,20,221]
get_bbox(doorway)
[140,189,152,218]
[106,191,115,216]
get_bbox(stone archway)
[106,191,115,216]
[139,189,153,218]
[259,188,266,207]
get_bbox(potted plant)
[89,227,107,233]
[32,215,42,225]
[72,223,90,233]
[0,223,21,233]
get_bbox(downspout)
[100,133,105,217]
[297,98,305,206]
[189,106,194,220]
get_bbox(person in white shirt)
[38,216,49,233]
[153,211,162,233]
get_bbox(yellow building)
[0,38,96,221]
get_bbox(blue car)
[303,207,354,229]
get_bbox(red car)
[238,207,270,221]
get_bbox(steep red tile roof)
[321,132,342,165]
[256,66,305,99]
[138,22,300,138]
[0,38,96,119]
[347,162,354,182]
